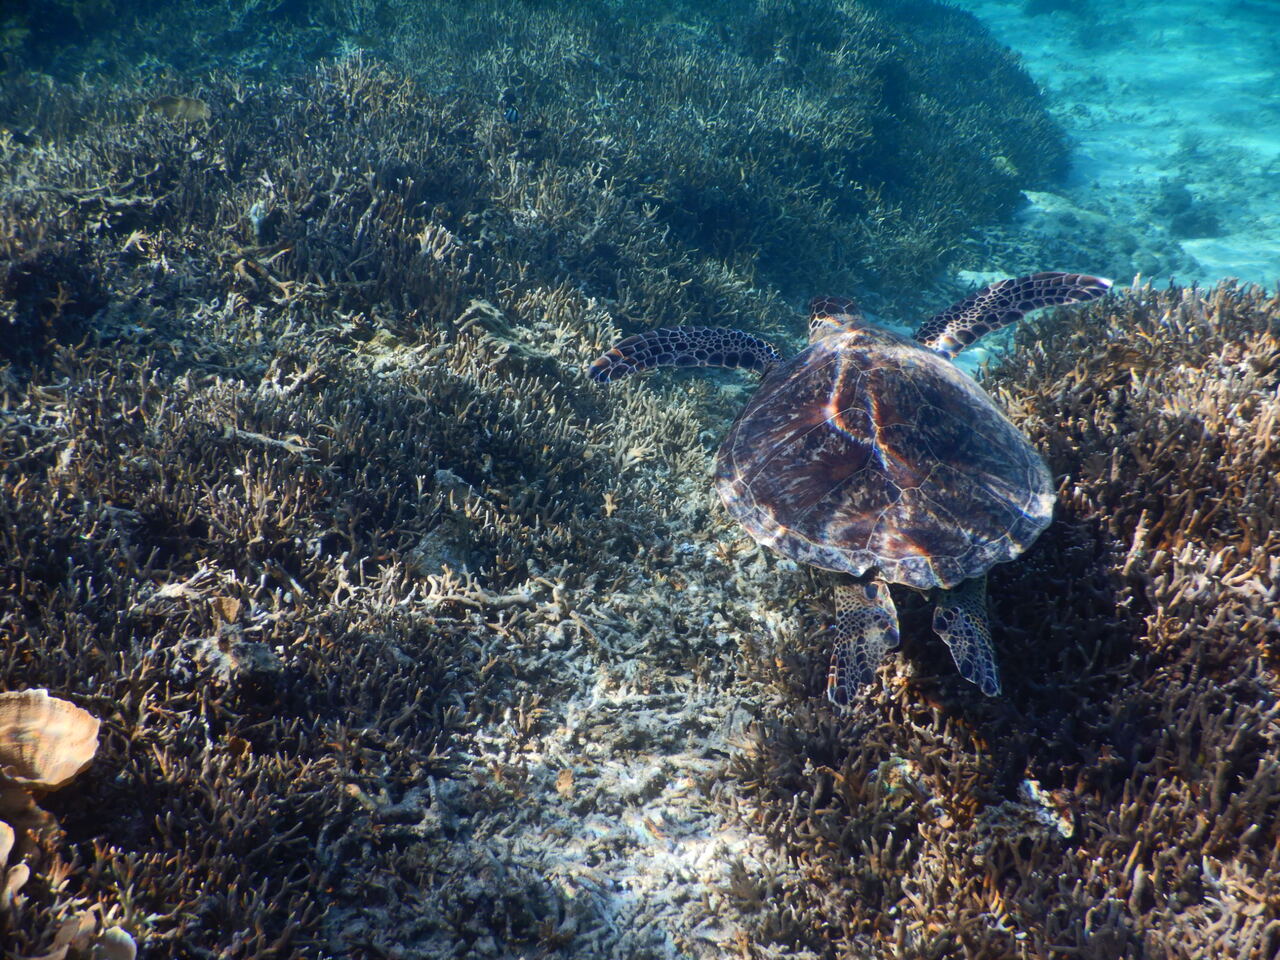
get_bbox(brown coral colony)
[0,1,1276,959]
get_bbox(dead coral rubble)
[728,281,1280,959]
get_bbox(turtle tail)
[588,327,782,383]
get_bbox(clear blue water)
[949,0,1280,290]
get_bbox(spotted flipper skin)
[914,271,1112,359]
[932,575,1000,696]
[827,579,900,710]
[588,327,782,383]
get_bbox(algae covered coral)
[0,0,1277,957]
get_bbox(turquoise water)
[950,0,1280,290]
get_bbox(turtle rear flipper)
[932,575,1001,696]
[914,271,1112,359]
[589,327,782,383]
[827,579,899,709]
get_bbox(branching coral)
[727,281,1280,959]
[0,52,762,958]
[6,0,1066,302]
[2,5,1250,957]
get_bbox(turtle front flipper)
[914,271,1112,359]
[588,327,782,383]
[827,579,900,709]
[932,575,1001,696]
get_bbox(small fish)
[147,95,210,122]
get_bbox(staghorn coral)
[4,0,1068,303]
[145,95,211,122]
[369,0,1068,300]
[0,51,774,958]
[726,281,1280,958]
[3,4,1271,958]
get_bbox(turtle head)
[807,295,866,343]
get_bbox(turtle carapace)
[589,272,1111,705]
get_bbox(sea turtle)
[589,272,1111,706]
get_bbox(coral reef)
[372,0,1069,297]
[0,48,774,959]
[3,0,1068,302]
[727,281,1280,958]
[1,2,1274,957]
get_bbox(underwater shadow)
[725,500,1170,956]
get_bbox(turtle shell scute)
[713,324,1053,590]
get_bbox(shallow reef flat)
[0,3,1277,958]
[3,0,1070,309]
